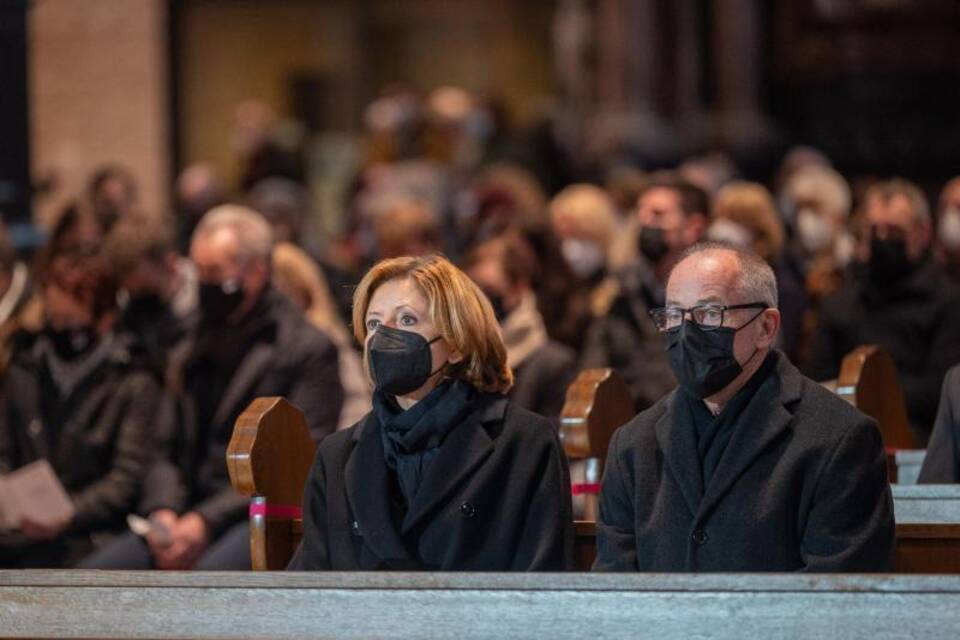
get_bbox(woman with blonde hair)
[292,254,572,570]
[271,243,371,428]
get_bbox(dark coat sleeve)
[800,417,895,572]
[71,372,161,531]
[290,446,330,570]
[900,299,960,437]
[593,427,639,571]
[138,392,189,515]
[290,331,344,443]
[919,365,960,483]
[510,423,573,571]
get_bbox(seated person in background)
[291,254,572,570]
[272,241,371,429]
[805,179,960,445]
[0,261,160,567]
[594,243,894,572]
[101,214,197,376]
[706,181,807,361]
[465,233,576,425]
[580,176,708,411]
[81,205,343,570]
[935,176,960,285]
[918,363,960,483]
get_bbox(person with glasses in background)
[593,242,894,572]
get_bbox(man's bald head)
[667,243,778,310]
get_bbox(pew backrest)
[226,397,315,570]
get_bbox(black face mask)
[367,325,443,396]
[666,312,763,399]
[868,233,914,284]
[44,325,98,361]
[123,292,170,329]
[198,280,244,324]
[638,226,670,264]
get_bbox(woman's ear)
[446,344,464,364]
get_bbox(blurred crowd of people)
[3,84,960,569]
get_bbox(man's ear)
[758,308,781,348]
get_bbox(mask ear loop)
[732,307,769,370]
[425,335,447,380]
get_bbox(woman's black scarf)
[374,378,476,509]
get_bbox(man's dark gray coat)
[594,350,895,572]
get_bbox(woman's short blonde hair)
[352,254,513,393]
[713,181,785,263]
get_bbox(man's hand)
[153,512,209,570]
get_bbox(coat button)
[459,501,476,518]
[351,520,361,535]
[28,419,42,438]
[691,529,708,546]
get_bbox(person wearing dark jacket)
[291,254,572,571]
[594,243,894,572]
[81,205,343,570]
[805,179,960,445]
[918,363,960,483]
[465,234,575,425]
[580,176,708,411]
[0,268,160,567]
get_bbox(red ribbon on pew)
[571,483,600,496]
[249,502,303,519]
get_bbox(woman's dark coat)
[293,393,573,571]
[594,350,895,572]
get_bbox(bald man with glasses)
[594,243,895,572]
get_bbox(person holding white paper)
[0,250,160,567]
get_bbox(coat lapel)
[399,396,500,534]
[654,391,704,517]
[211,342,276,431]
[697,353,802,519]
[344,414,414,565]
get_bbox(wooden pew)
[893,484,960,573]
[821,344,918,481]
[226,397,315,570]
[6,571,960,639]
[559,368,634,521]
[226,346,950,572]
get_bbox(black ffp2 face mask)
[44,325,98,361]
[638,226,670,264]
[367,325,443,396]
[198,280,244,324]
[666,313,762,399]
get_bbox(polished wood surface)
[4,571,960,639]
[834,344,915,450]
[226,397,316,570]
[559,368,634,462]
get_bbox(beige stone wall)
[29,0,171,227]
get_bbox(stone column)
[29,0,171,226]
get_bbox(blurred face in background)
[635,187,704,268]
[191,227,268,325]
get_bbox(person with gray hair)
[81,204,344,571]
[594,243,894,572]
[805,178,960,444]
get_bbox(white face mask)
[795,207,834,254]
[833,230,855,268]
[939,208,960,250]
[562,238,605,280]
[705,218,754,250]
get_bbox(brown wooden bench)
[227,346,949,572]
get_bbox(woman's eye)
[366,319,381,331]
[399,314,417,326]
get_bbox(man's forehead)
[666,252,740,303]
